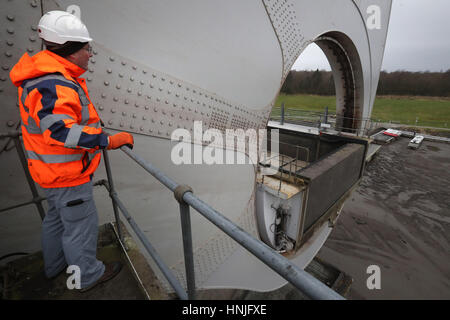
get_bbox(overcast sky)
[292,0,450,72]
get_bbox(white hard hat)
[38,10,92,44]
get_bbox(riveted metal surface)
[170,196,257,290]
[262,0,307,79]
[0,0,42,150]
[89,43,268,143]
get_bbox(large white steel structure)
[0,1,392,292]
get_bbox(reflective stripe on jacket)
[10,50,108,188]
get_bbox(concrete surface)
[317,137,450,299]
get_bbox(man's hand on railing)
[107,132,134,150]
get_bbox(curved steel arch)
[0,0,392,292]
[316,32,364,132]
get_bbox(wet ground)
[316,137,450,299]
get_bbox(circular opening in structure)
[274,43,336,128]
[274,32,364,133]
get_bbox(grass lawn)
[273,94,450,128]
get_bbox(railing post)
[102,149,125,245]
[119,146,345,300]
[11,132,46,220]
[174,185,196,300]
[280,102,285,125]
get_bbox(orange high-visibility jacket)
[10,50,108,188]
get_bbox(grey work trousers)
[42,180,105,288]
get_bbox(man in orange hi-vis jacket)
[10,11,133,292]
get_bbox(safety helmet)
[38,10,92,44]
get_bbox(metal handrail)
[109,145,344,300]
[1,130,344,300]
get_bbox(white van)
[408,135,424,149]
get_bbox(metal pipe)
[12,135,46,220]
[315,136,321,161]
[110,192,188,300]
[0,131,21,139]
[295,144,310,163]
[120,146,344,300]
[95,178,189,298]
[179,203,196,299]
[182,191,344,300]
[102,149,125,244]
[120,146,178,192]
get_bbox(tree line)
[281,69,450,97]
